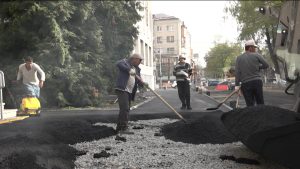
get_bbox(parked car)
[216,81,236,91]
[208,80,220,86]
[215,81,230,91]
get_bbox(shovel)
[207,89,240,111]
[136,75,187,123]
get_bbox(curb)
[202,93,233,112]
[0,116,29,125]
[44,96,156,112]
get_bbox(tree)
[204,43,243,79]
[225,0,283,74]
[0,1,142,108]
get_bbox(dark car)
[208,80,220,86]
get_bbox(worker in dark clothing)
[235,40,269,107]
[173,55,193,110]
[115,54,145,134]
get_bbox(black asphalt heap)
[161,111,238,144]
[0,116,115,169]
[222,105,300,169]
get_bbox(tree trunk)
[265,27,281,74]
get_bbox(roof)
[153,13,179,20]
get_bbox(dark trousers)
[241,80,264,107]
[116,90,131,129]
[177,80,191,107]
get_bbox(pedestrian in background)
[173,55,193,110]
[17,56,45,98]
[235,40,269,107]
[115,53,145,134]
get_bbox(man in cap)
[115,53,145,134]
[235,40,269,107]
[173,55,193,110]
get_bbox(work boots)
[116,125,134,135]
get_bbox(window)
[157,37,162,43]
[167,36,174,43]
[167,48,175,54]
[166,25,174,31]
[157,26,162,31]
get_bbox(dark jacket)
[115,59,143,101]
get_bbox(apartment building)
[132,1,155,89]
[274,0,300,78]
[153,14,193,83]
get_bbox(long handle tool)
[136,76,187,123]
[206,89,240,111]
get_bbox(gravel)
[72,118,287,169]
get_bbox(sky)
[151,1,240,67]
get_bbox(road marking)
[0,116,29,125]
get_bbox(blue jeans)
[23,84,40,98]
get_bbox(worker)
[173,55,193,110]
[235,40,269,107]
[17,56,45,98]
[115,53,145,134]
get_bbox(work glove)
[235,86,241,96]
[129,68,136,76]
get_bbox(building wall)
[153,19,182,56]
[153,16,182,81]
[132,1,155,89]
[153,14,193,83]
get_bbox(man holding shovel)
[115,53,145,134]
[173,55,193,110]
[235,40,269,107]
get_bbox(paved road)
[0,88,295,169]
[208,88,295,110]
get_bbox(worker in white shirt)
[17,56,45,98]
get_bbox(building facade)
[132,1,155,89]
[153,14,193,85]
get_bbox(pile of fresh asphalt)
[161,110,238,144]
[221,105,300,169]
[0,116,115,169]
[221,105,298,143]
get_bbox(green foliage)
[204,43,243,78]
[0,1,142,108]
[225,1,281,42]
[225,0,283,73]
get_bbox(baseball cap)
[245,40,258,48]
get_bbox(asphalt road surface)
[0,88,295,169]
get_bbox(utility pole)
[159,49,162,89]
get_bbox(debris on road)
[72,118,286,169]
[115,135,127,142]
[93,150,111,158]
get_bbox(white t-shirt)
[125,67,136,93]
[17,63,45,86]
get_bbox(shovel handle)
[136,75,187,123]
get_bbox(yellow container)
[21,97,41,115]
